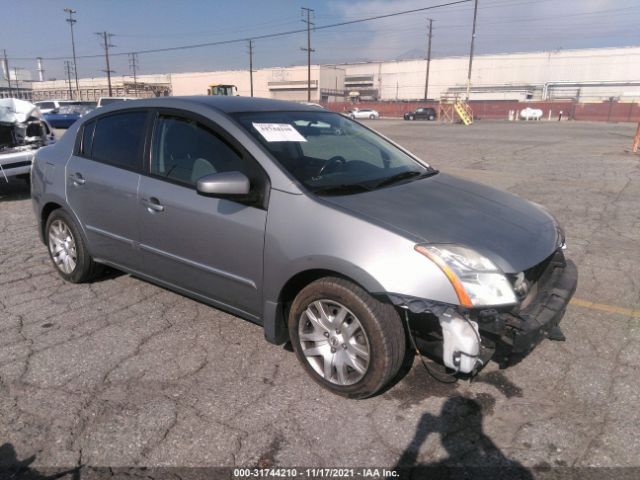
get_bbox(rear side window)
[80,121,95,157]
[91,111,147,170]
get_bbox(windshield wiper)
[374,169,438,189]
[311,183,372,196]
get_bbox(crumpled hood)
[323,173,559,273]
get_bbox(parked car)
[1,98,56,181]
[520,107,544,120]
[349,108,379,120]
[34,100,73,115]
[404,107,437,121]
[44,104,95,129]
[31,97,577,398]
[97,97,138,107]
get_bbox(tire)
[288,277,405,399]
[369,114,376,119]
[428,115,435,121]
[45,209,101,283]
[410,115,415,121]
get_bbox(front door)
[138,113,268,317]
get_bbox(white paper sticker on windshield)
[252,123,307,142]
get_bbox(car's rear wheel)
[288,277,405,398]
[369,114,376,119]
[45,209,101,283]
[428,114,435,121]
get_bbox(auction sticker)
[253,123,307,142]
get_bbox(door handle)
[69,172,86,185]
[142,197,165,213]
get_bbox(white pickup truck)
[0,98,56,182]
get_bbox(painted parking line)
[571,298,640,319]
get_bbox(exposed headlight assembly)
[415,244,518,308]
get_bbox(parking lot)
[1,119,639,474]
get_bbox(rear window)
[91,111,147,170]
[37,102,56,109]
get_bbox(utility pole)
[64,61,74,99]
[97,31,115,96]
[301,7,315,102]
[424,18,433,102]
[64,8,80,99]
[13,67,21,93]
[466,0,479,101]
[128,52,139,97]
[248,40,254,97]
[2,50,13,97]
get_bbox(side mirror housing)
[196,171,251,198]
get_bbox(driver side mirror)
[196,171,251,198]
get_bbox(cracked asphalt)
[1,120,639,474]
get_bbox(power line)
[424,19,433,101]
[97,32,115,96]
[64,8,80,98]
[129,52,139,96]
[248,40,254,97]
[6,0,472,61]
[466,0,479,100]
[64,60,74,98]
[301,7,315,102]
[2,50,13,96]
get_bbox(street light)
[64,8,80,99]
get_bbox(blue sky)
[2,0,639,81]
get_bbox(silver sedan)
[31,96,576,398]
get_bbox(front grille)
[508,250,560,305]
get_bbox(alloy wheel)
[298,299,370,385]
[48,219,77,274]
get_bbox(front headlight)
[415,244,517,308]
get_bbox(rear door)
[66,110,150,270]
[137,111,269,317]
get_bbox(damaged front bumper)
[388,249,578,373]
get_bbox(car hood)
[322,173,559,273]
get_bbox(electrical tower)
[424,19,433,102]
[466,0,479,101]
[2,50,12,97]
[248,40,254,97]
[64,60,75,99]
[97,32,115,96]
[64,8,80,99]
[301,7,315,102]
[128,52,139,97]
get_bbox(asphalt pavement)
[1,119,639,476]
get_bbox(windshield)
[234,111,435,194]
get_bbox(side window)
[151,115,261,188]
[91,111,147,170]
[79,121,95,157]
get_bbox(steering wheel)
[317,155,346,176]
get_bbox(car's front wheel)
[45,209,101,283]
[369,114,376,119]
[289,277,405,398]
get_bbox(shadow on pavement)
[0,177,31,202]
[394,396,533,480]
[0,442,80,479]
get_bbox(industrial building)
[4,45,640,103]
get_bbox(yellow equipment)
[207,84,238,96]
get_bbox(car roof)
[94,96,321,115]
